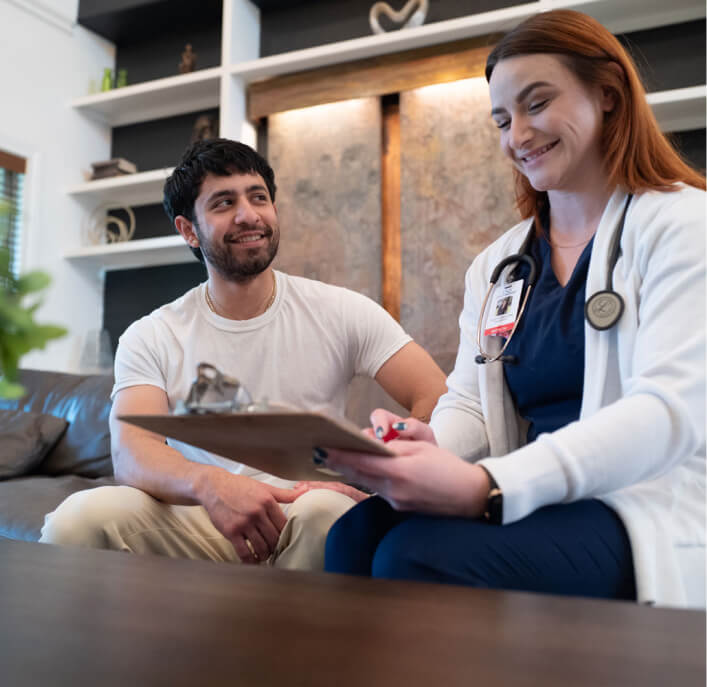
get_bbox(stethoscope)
[475,194,632,365]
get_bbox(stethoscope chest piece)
[585,290,625,330]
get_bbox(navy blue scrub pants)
[325,497,636,600]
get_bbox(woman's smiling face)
[489,53,613,195]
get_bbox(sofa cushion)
[0,474,117,542]
[0,369,114,478]
[0,409,68,479]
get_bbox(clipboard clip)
[174,363,271,415]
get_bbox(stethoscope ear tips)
[474,355,486,365]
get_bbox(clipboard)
[118,411,394,482]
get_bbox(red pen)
[381,428,399,442]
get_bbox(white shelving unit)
[648,86,707,133]
[230,2,539,82]
[67,167,174,207]
[71,67,222,128]
[65,235,195,271]
[554,0,705,35]
[67,0,705,271]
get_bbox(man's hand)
[195,470,306,564]
[111,386,308,563]
[293,481,370,503]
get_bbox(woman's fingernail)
[375,426,384,439]
[392,421,407,431]
[312,447,328,465]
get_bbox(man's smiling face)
[191,171,280,282]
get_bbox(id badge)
[484,278,523,337]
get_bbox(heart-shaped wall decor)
[369,0,429,35]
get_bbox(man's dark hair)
[163,138,277,263]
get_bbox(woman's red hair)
[485,9,705,219]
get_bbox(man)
[40,139,446,569]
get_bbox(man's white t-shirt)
[112,270,412,486]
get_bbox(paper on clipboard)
[117,410,394,482]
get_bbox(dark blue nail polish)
[375,426,384,439]
[392,421,407,431]
[312,447,328,465]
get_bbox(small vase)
[101,68,113,92]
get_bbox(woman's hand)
[320,441,490,518]
[365,408,437,444]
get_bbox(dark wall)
[258,0,524,56]
[109,108,220,242]
[111,108,219,171]
[107,204,172,242]
[621,20,706,91]
[103,262,206,353]
[671,128,706,172]
[79,0,222,84]
[115,24,221,86]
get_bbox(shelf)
[71,67,222,127]
[70,1,705,124]
[67,168,174,208]
[554,0,706,35]
[77,0,223,45]
[64,235,196,271]
[648,85,706,133]
[231,3,540,83]
[231,0,705,85]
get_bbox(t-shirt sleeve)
[343,290,412,378]
[111,318,168,399]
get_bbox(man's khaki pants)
[39,485,356,571]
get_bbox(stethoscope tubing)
[476,254,537,364]
[475,194,633,364]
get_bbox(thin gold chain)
[547,234,593,249]
[205,272,277,317]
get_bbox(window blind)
[0,150,27,278]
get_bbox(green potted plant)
[0,197,66,398]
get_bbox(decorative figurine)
[179,44,197,73]
[84,204,136,246]
[116,69,128,88]
[369,0,428,34]
[190,114,219,143]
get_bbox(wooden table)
[0,539,704,686]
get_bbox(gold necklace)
[547,234,594,249]
[205,273,277,317]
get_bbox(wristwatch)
[478,465,503,524]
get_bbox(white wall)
[0,0,114,371]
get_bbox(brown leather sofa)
[0,369,116,541]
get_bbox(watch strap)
[477,464,503,525]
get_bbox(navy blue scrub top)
[502,231,594,443]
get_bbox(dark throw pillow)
[0,409,68,479]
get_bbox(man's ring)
[245,538,259,560]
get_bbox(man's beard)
[194,222,280,283]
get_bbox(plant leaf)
[0,378,25,399]
[16,271,52,294]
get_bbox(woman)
[318,9,706,608]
